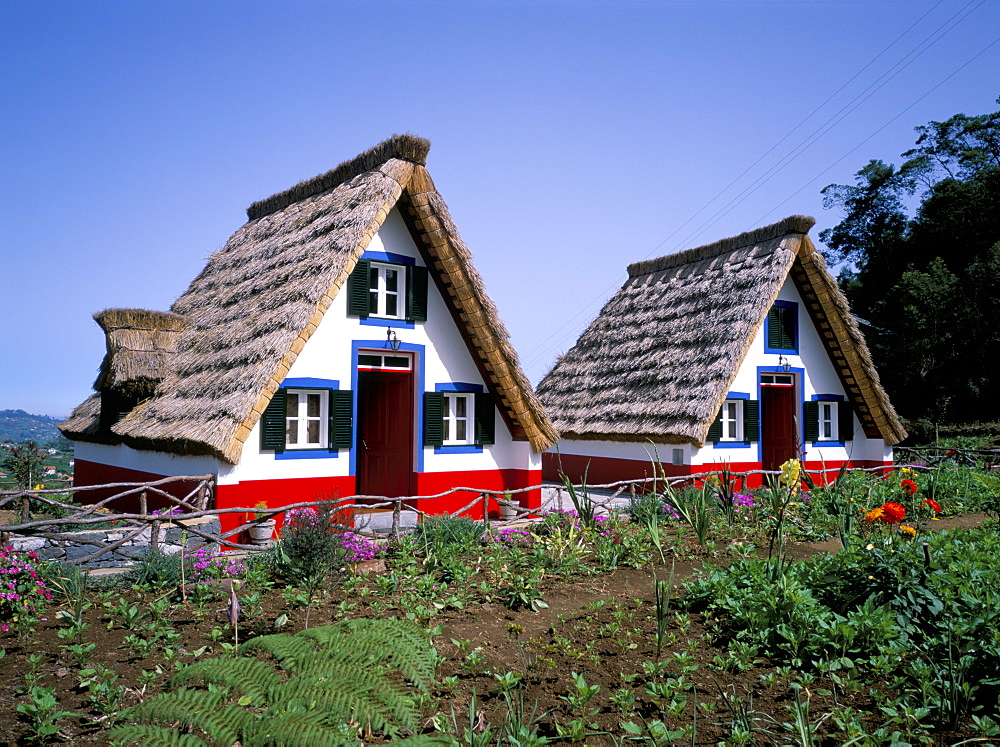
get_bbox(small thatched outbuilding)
[536,215,905,485]
[61,135,556,525]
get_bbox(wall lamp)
[385,327,401,351]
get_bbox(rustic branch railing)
[0,457,981,566]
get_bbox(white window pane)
[307,394,321,417]
[455,420,467,442]
[307,420,320,443]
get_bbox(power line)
[521,0,992,376]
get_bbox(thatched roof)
[61,135,557,462]
[535,216,907,447]
[93,309,188,398]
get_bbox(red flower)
[923,498,942,515]
[881,502,906,524]
[901,479,918,496]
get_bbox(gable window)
[347,257,428,323]
[260,381,353,454]
[369,262,404,319]
[424,387,495,449]
[805,396,853,444]
[765,301,798,353]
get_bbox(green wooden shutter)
[838,402,854,441]
[780,307,795,349]
[330,390,353,450]
[767,307,782,349]
[407,265,429,322]
[260,389,287,452]
[804,401,819,442]
[744,400,760,443]
[767,306,795,350]
[346,259,371,318]
[423,392,444,448]
[707,407,723,443]
[475,392,496,446]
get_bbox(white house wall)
[698,277,888,467]
[75,441,220,478]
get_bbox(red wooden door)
[762,385,798,472]
[357,370,414,497]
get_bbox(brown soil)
[0,514,989,745]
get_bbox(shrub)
[0,547,51,633]
[276,504,349,588]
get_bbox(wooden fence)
[0,453,990,566]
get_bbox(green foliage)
[2,439,46,491]
[683,526,1000,727]
[415,514,485,556]
[110,618,445,746]
[127,549,183,591]
[275,504,348,590]
[820,97,1000,427]
[16,685,77,742]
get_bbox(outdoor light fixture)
[777,355,791,373]
[385,328,401,352]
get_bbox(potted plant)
[498,495,520,521]
[248,502,276,546]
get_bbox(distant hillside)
[0,409,65,445]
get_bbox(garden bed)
[1,465,998,744]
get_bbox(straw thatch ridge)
[627,215,815,278]
[246,135,430,221]
[60,136,556,462]
[92,309,188,398]
[536,216,906,447]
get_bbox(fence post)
[197,481,208,511]
[391,499,401,538]
[21,493,29,523]
[482,493,490,524]
[139,490,148,517]
[150,519,161,554]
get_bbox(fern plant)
[109,618,452,746]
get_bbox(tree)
[820,98,1000,433]
[2,440,46,490]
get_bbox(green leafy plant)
[16,686,76,742]
[110,618,448,746]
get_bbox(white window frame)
[818,400,838,441]
[369,262,405,320]
[442,392,475,446]
[719,399,744,442]
[285,389,328,449]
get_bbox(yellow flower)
[900,467,914,476]
[900,526,917,539]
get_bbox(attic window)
[369,262,404,319]
[765,301,798,353]
[346,257,428,323]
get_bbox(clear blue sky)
[2,0,997,418]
